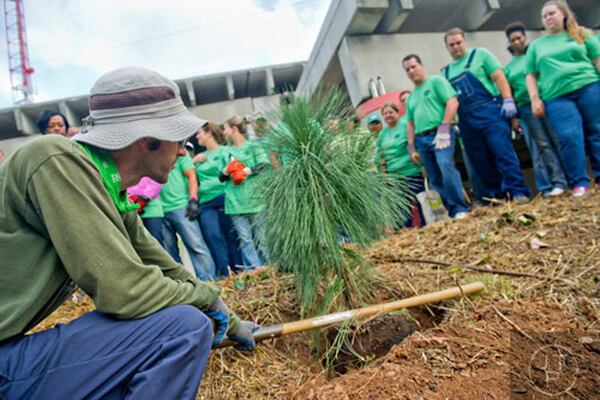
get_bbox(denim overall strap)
[444,49,496,114]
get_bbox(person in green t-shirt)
[526,1,600,196]
[402,53,469,219]
[221,115,271,267]
[160,153,216,281]
[442,27,531,204]
[194,122,243,278]
[376,95,425,228]
[504,21,567,197]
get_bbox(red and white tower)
[3,0,34,104]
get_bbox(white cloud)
[0,0,330,107]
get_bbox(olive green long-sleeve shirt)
[0,136,222,342]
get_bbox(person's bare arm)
[183,168,198,198]
[526,73,545,118]
[491,70,513,99]
[442,96,459,124]
[407,120,420,165]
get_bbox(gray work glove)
[433,123,451,150]
[500,98,518,119]
[206,297,231,347]
[228,320,260,351]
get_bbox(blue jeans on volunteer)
[414,127,470,217]
[0,305,213,400]
[543,80,600,192]
[162,206,216,281]
[198,194,243,278]
[517,104,567,195]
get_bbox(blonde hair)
[543,1,592,44]
[201,122,225,145]
[226,115,251,138]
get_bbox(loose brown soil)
[326,307,445,374]
[33,190,600,399]
[304,301,600,400]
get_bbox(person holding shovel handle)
[0,67,258,400]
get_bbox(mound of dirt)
[305,300,600,399]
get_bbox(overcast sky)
[0,0,331,108]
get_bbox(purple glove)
[500,98,517,119]
[433,123,451,150]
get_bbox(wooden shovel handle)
[216,281,485,349]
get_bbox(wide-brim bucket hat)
[72,66,206,150]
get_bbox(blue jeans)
[232,214,268,267]
[163,207,216,280]
[0,305,213,400]
[518,104,568,193]
[459,101,531,199]
[459,136,490,202]
[415,129,469,217]
[403,174,426,228]
[142,217,166,244]
[199,195,243,278]
[545,80,600,188]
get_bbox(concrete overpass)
[298,0,600,107]
[0,62,304,156]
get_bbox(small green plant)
[258,85,411,317]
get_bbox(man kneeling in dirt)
[0,66,257,399]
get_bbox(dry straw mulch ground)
[35,190,600,399]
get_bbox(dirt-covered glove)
[206,297,232,347]
[500,98,517,119]
[232,167,251,185]
[228,320,260,350]
[433,123,451,150]
[185,199,199,220]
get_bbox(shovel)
[216,281,485,348]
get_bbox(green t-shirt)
[526,32,600,100]
[444,48,503,97]
[141,197,163,219]
[405,75,457,134]
[224,140,270,215]
[375,116,421,177]
[160,154,194,213]
[196,146,229,205]
[505,53,530,106]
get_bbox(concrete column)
[297,0,388,95]
[265,68,275,95]
[58,102,79,127]
[14,109,37,135]
[463,0,500,31]
[375,0,414,33]
[185,80,197,106]
[225,75,235,100]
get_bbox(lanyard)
[78,142,139,214]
